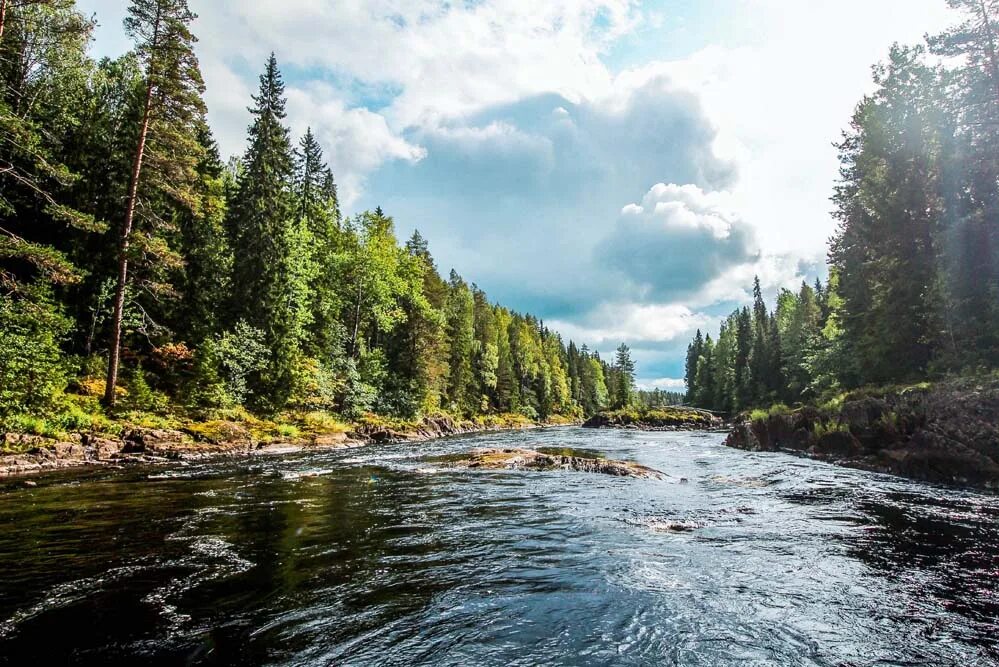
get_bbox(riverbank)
[725,377,999,490]
[0,413,578,479]
[583,406,723,431]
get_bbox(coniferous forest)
[685,0,999,415]
[0,0,643,434]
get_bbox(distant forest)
[685,0,999,414]
[0,0,643,426]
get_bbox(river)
[1,427,997,665]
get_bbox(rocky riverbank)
[583,407,723,431]
[0,416,571,479]
[725,378,999,490]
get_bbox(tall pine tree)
[104,0,207,406]
[228,54,304,410]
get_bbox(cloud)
[73,0,958,387]
[549,302,713,350]
[189,0,641,128]
[285,84,426,205]
[637,378,686,391]
[599,183,760,302]
[362,75,737,323]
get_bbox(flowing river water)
[1,427,998,666]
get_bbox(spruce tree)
[228,54,302,409]
[831,46,945,383]
[445,270,475,415]
[613,343,636,408]
[749,276,771,404]
[176,125,231,345]
[929,1,999,365]
[685,329,703,404]
[388,230,447,415]
[294,127,341,360]
[734,307,752,408]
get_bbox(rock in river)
[435,447,667,479]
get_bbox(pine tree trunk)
[103,80,154,408]
[0,0,8,43]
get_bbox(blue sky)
[78,0,954,388]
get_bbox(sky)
[77,0,955,389]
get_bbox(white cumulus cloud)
[600,182,760,302]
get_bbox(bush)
[813,420,849,438]
[518,404,539,421]
[185,321,268,409]
[337,357,377,418]
[124,365,169,413]
[0,288,71,416]
[288,357,342,412]
[300,411,350,434]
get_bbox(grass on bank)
[0,387,569,455]
[738,374,999,437]
[592,405,715,426]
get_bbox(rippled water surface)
[2,427,998,666]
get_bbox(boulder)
[725,379,999,489]
[4,433,56,450]
[121,428,187,453]
[312,432,349,447]
[50,442,86,460]
[88,438,122,460]
[811,431,862,458]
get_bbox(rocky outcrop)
[349,415,543,444]
[436,447,667,479]
[583,408,723,431]
[0,432,124,477]
[0,418,570,479]
[725,379,999,489]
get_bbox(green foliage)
[748,404,792,422]
[812,420,849,439]
[102,0,211,407]
[610,343,636,409]
[0,15,611,434]
[593,406,713,427]
[185,321,269,409]
[0,0,98,290]
[686,3,999,413]
[0,289,71,416]
[228,54,302,410]
[124,365,169,413]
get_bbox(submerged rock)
[436,447,667,479]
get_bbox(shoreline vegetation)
[725,377,999,490]
[583,406,723,431]
[0,412,578,479]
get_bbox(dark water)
[1,428,998,666]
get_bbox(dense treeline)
[685,0,999,414]
[0,0,637,427]
[636,389,685,409]
[684,276,838,413]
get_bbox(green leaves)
[0,18,597,425]
[0,287,71,416]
